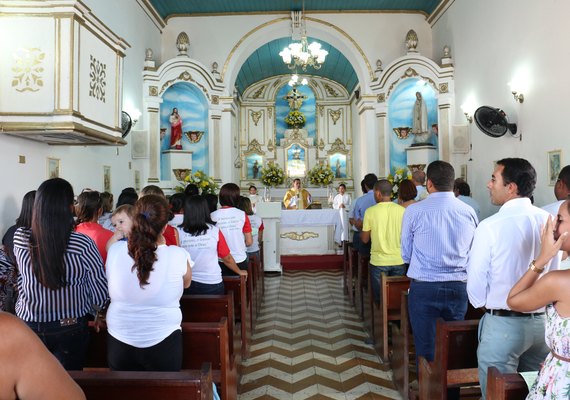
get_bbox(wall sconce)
[511,91,524,103]
[460,102,474,124]
[509,74,528,104]
[130,109,142,126]
[125,106,141,127]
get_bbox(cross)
[284,88,307,110]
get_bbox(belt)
[33,316,86,327]
[551,350,570,363]
[486,309,544,318]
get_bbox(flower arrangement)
[308,163,335,187]
[260,162,285,187]
[176,170,219,194]
[284,110,306,128]
[387,167,412,200]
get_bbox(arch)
[221,16,374,95]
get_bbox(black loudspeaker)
[355,89,360,99]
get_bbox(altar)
[280,209,344,255]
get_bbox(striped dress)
[13,228,109,322]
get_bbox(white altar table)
[279,209,344,255]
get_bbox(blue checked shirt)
[401,191,478,282]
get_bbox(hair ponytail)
[128,195,169,287]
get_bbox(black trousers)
[107,329,182,371]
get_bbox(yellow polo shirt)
[362,202,405,266]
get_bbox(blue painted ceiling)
[148,1,442,19]
[235,37,358,95]
[147,1,442,95]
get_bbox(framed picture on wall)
[548,150,562,186]
[286,143,307,177]
[47,157,60,179]
[329,153,347,179]
[245,154,263,180]
[134,170,141,192]
[103,166,111,193]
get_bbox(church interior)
[0,0,568,398]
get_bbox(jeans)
[352,231,371,257]
[184,280,225,295]
[369,264,406,304]
[408,280,468,364]
[477,312,547,399]
[26,316,89,370]
[107,329,183,371]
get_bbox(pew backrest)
[418,318,480,399]
[180,294,236,365]
[487,367,529,400]
[69,364,213,400]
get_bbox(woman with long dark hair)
[211,183,253,275]
[178,196,245,295]
[13,178,108,370]
[2,190,36,264]
[105,194,192,371]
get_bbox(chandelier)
[279,11,328,71]
[288,74,308,87]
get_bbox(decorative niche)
[0,1,129,145]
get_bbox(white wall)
[0,0,161,234]
[162,12,432,94]
[432,0,570,218]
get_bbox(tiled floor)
[238,269,403,400]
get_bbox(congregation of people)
[348,158,570,400]
[1,157,570,399]
[0,178,263,398]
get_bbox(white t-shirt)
[168,214,184,227]
[178,225,227,285]
[211,207,251,263]
[246,214,264,253]
[105,241,193,348]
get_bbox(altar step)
[281,254,343,270]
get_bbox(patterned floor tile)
[238,270,402,399]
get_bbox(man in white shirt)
[542,165,570,216]
[467,158,560,399]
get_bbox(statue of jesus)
[284,88,307,110]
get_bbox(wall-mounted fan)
[121,111,133,139]
[474,106,517,138]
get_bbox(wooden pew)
[246,260,256,332]
[355,253,370,320]
[342,241,352,296]
[85,319,236,400]
[249,254,264,320]
[391,291,414,400]
[182,319,237,400]
[373,274,410,362]
[180,294,239,369]
[418,318,480,400]
[223,274,250,360]
[391,298,484,400]
[69,364,213,400]
[486,367,529,400]
[346,245,358,305]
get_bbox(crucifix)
[284,88,307,110]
